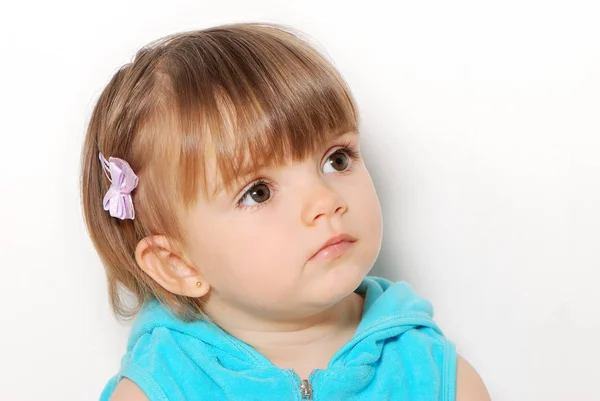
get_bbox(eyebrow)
[211,164,263,199]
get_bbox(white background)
[1,1,598,400]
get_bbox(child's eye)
[322,145,359,174]
[237,180,272,207]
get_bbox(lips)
[309,233,357,262]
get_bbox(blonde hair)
[80,22,359,321]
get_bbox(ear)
[134,235,210,297]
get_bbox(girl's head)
[81,23,382,322]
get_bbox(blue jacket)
[99,276,456,400]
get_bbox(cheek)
[349,173,383,244]
[367,183,383,232]
[203,215,297,280]
[207,220,303,306]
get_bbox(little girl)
[81,22,489,401]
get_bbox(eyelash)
[235,142,360,211]
[235,178,274,211]
[334,142,360,169]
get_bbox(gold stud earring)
[196,281,202,287]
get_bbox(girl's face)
[183,131,382,322]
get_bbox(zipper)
[299,379,313,399]
[293,370,316,400]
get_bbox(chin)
[310,258,371,304]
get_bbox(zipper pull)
[299,379,313,399]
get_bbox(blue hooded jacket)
[99,276,456,400]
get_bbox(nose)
[300,180,348,226]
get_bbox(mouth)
[309,233,357,262]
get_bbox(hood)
[126,276,441,370]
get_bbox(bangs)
[208,77,358,194]
[151,24,359,205]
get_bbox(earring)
[196,281,202,287]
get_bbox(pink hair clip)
[98,152,139,220]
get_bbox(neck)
[204,292,365,371]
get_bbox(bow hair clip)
[98,152,139,220]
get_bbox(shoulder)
[456,355,491,401]
[109,378,150,401]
